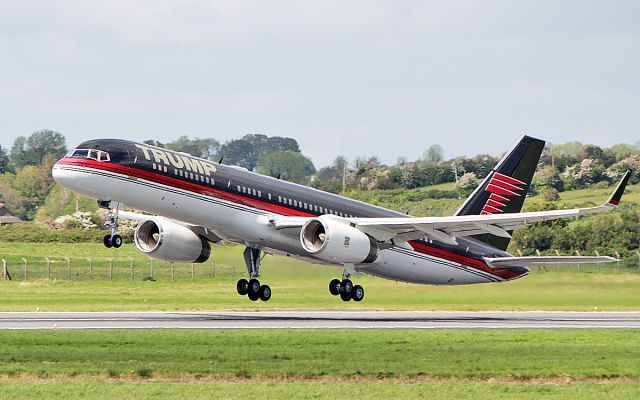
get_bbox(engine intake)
[134,218,210,263]
[300,216,378,264]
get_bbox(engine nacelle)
[134,218,211,263]
[300,216,378,264]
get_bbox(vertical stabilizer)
[455,135,545,250]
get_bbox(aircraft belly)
[359,249,495,285]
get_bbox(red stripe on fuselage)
[56,158,316,217]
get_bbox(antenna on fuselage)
[276,173,281,180]
[218,157,224,164]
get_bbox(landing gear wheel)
[103,235,113,248]
[340,279,353,294]
[112,234,123,248]
[248,291,259,301]
[351,285,364,302]
[329,279,341,296]
[259,285,271,301]
[236,279,249,296]
[340,292,352,302]
[248,279,261,294]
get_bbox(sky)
[0,0,639,167]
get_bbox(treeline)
[0,129,638,222]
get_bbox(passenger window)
[179,170,183,176]
[242,187,246,193]
[152,164,157,170]
[288,199,292,206]
[293,200,298,207]
[237,185,241,192]
[278,196,281,202]
[211,178,215,185]
[253,189,257,196]
[206,177,209,183]
[258,191,261,197]
[164,166,168,173]
[268,193,272,200]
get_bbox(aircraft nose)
[51,161,77,189]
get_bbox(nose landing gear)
[100,201,123,249]
[329,264,364,302]
[236,247,271,302]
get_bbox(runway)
[0,311,639,329]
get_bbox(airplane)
[52,136,632,302]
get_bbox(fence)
[1,251,639,282]
[0,256,241,282]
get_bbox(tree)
[10,130,67,168]
[219,134,302,170]
[143,140,164,148]
[456,172,478,198]
[165,136,220,161]
[0,145,10,173]
[256,151,316,184]
[422,145,444,164]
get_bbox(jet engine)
[134,218,211,263]
[300,216,378,264]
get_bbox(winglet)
[606,170,632,206]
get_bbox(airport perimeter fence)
[1,251,639,282]
[0,255,245,282]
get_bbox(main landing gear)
[329,264,364,302]
[236,247,271,302]
[100,201,123,249]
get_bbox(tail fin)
[455,135,545,250]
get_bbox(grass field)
[1,242,639,311]
[0,329,639,399]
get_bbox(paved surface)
[0,311,639,329]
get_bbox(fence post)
[595,250,601,271]
[575,251,581,272]
[129,258,134,281]
[191,263,195,280]
[554,250,561,271]
[108,257,113,281]
[211,260,215,279]
[171,263,175,280]
[45,257,51,279]
[615,252,621,272]
[637,251,640,272]
[87,257,92,280]
[65,257,71,280]
[22,258,28,281]
[1,259,11,280]
[150,259,154,279]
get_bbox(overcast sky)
[0,0,638,166]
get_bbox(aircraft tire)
[259,285,271,301]
[236,279,249,296]
[352,285,364,302]
[340,292,352,302]
[112,235,123,248]
[248,291,259,301]
[248,279,261,294]
[103,235,113,248]
[340,279,353,294]
[329,279,341,296]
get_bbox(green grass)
[1,242,639,311]
[0,329,639,399]
[0,381,637,400]
[0,329,638,378]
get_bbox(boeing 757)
[52,136,632,302]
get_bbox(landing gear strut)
[236,247,271,301]
[100,201,122,249]
[328,263,364,302]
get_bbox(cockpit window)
[69,149,110,162]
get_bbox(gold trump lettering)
[135,144,217,176]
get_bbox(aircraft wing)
[352,170,631,245]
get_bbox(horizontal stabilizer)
[484,256,618,268]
